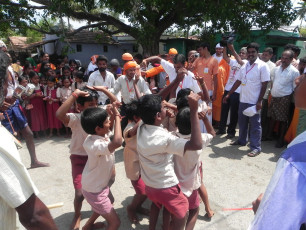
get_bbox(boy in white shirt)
[80,104,122,230]
[56,87,99,230]
[56,86,117,230]
[174,106,215,229]
[123,100,149,223]
[137,92,203,230]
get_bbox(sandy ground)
[18,133,284,230]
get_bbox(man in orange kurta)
[212,59,230,122]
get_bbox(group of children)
[53,62,216,230]
[17,66,87,138]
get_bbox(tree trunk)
[139,36,160,57]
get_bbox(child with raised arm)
[56,86,118,230]
[137,92,203,230]
[173,107,215,230]
[123,100,149,223]
[55,87,99,230]
[80,104,122,230]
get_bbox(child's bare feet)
[136,206,150,216]
[127,205,139,224]
[56,130,61,136]
[70,214,81,230]
[30,161,50,168]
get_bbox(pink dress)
[45,86,62,129]
[30,85,48,131]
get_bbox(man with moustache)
[223,43,270,157]
[87,55,116,105]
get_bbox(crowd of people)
[0,37,306,230]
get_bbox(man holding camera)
[217,44,247,138]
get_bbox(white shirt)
[110,75,151,104]
[71,82,87,91]
[271,64,300,98]
[87,70,116,104]
[7,66,16,97]
[225,59,247,93]
[0,123,38,229]
[137,122,188,189]
[263,60,276,99]
[237,58,270,104]
[212,54,223,64]
[82,134,115,193]
[67,113,88,156]
[57,86,72,103]
[85,62,98,75]
[160,59,201,95]
[173,133,213,197]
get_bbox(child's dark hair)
[176,107,191,135]
[48,76,56,83]
[69,59,78,66]
[40,61,50,74]
[62,66,71,72]
[176,96,189,111]
[62,76,71,83]
[76,87,99,106]
[176,88,192,110]
[177,88,192,101]
[138,94,162,125]
[29,71,38,79]
[18,76,27,84]
[81,107,108,135]
[74,71,84,80]
[125,100,139,121]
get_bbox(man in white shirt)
[260,47,276,140]
[217,44,247,138]
[87,55,116,105]
[223,43,270,157]
[143,54,203,98]
[110,61,151,131]
[266,50,300,148]
[212,43,224,64]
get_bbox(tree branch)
[0,0,48,9]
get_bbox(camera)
[220,31,236,47]
[194,52,199,57]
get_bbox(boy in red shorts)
[137,92,203,230]
[56,86,117,230]
[174,106,215,229]
[123,100,149,223]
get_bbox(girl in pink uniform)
[44,76,62,137]
[29,71,47,137]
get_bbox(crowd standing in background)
[0,38,306,230]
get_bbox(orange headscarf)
[122,53,133,61]
[168,48,178,55]
[123,61,137,71]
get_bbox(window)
[76,44,82,52]
[103,45,108,52]
[163,44,167,52]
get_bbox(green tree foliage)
[0,0,297,55]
